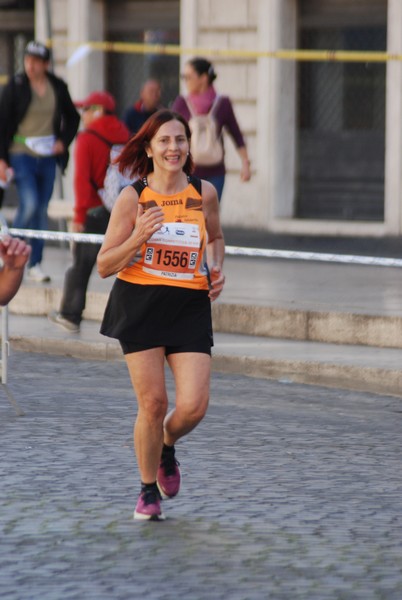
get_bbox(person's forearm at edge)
[0,267,24,306]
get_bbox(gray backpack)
[184,96,223,166]
[88,130,132,212]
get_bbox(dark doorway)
[105,0,180,119]
[297,2,387,221]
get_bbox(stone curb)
[212,354,402,398]
[213,303,402,349]
[7,334,402,398]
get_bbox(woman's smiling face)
[147,119,190,172]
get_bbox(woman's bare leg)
[125,347,168,483]
[164,352,211,446]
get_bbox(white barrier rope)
[6,227,402,268]
[8,228,104,245]
[225,245,402,268]
[1,222,400,412]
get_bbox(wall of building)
[385,0,402,236]
[182,0,402,237]
[180,0,261,228]
[27,0,402,236]
[35,0,106,200]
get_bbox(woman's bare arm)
[97,186,164,278]
[202,180,225,301]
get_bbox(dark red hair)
[117,109,194,179]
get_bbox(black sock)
[141,481,158,493]
[162,444,175,458]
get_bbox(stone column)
[35,0,105,203]
[65,0,105,100]
[179,0,197,92]
[258,0,297,222]
[385,0,402,234]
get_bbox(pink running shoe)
[134,487,165,521]
[157,448,181,499]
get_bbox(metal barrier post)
[0,213,24,415]
[1,304,9,384]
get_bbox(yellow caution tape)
[47,39,401,63]
[0,42,398,88]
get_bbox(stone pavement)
[1,351,402,599]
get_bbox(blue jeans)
[10,153,56,267]
[204,174,225,202]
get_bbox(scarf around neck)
[187,86,217,115]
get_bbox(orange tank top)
[117,176,209,290]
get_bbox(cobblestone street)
[1,351,402,600]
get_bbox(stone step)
[3,314,402,398]
[9,283,402,350]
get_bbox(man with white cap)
[0,41,80,282]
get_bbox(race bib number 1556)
[143,222,200,280]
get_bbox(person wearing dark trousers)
[0,41,80,282]
[48,91,130,333]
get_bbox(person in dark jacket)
[0,41,80,282]
[123,79,162,135]
[48,91,130,332]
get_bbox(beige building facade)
[3,0,402,237]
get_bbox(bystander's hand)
[240,159,251,182]
[0,159,9,184]
[52,139,65,155]
[72,222,85,233]
[0,236,31,270]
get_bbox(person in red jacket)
[49,91,130,332]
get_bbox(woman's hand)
[208,265,225,301]
[132,203,164,245]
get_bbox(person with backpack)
[48,91,130,332]
[97,110,225,521]
[172,57,251,201]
